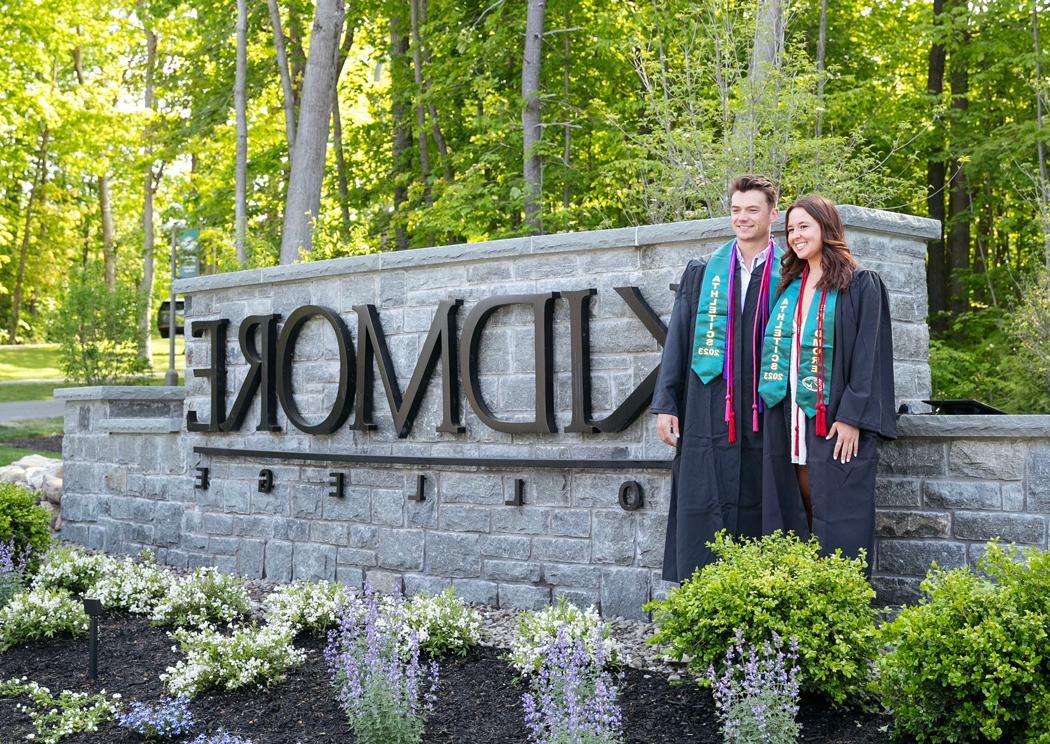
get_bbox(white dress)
[789,313,808,465]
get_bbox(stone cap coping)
[898,414,1050,439]
[97,418,182,434]
[54,386,186,402]
[174,206,940,295]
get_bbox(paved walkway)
[0,399,65,423]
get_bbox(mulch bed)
[0,611,902,743]
[2,435,62,453]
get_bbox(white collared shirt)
[736,243,771,311]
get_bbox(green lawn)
[0,382,61,403]
[0,417,63,467]
[0,337,184,383]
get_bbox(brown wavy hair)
[729,174,778,209]
[778,195,857,294]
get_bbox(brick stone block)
[439,504,492,533]
[635,512,666,569]
[549,509,590,537]
[202,513,234,535]
[377,528,425,571]
[498,583,551,611]
[922,480,1001,510]
[1003,483,1025,512]
[1026,444,1050,512]
[365,569,404,594]
[492,507,549,535]
[350,525,378,549]
[235,540,265,578]
[372,490,405,527]
[877,539,965,576]
[111,497,155,522]
[484,559,542,583]
[543,563,601,588]
[875,479,921,508]
[404,574,451,597]
[310,521,349,546]
[336,565,364,587]
[878,441,945,476]
[425,532,481,577]
[264,540,293,581]
[953,512,1045,545]
[322,488,371,521]
[532,536,589,563]
[592,511,635,565]
[870,575,923,606]
[293,543,337,581]
[452,579,498,606]
[155,502,184,545]
[949,441,1024,480]
[337,547,376,567]
[480,535,531,560]
[554,588,600,609]
[875,510,951,538]
[441,473,504,505]
[600,566,650,621]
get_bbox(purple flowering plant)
[116,696,194,739]
[0,540,30,609]
[521,624,624,744]
[324,583,439,744]
[707,629,802,744]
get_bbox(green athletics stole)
[691,239,782,441]
[757,266,838,437]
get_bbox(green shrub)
[50,264,149,384]
[405,588,482,658]
[644,531,878,708]
[150,567,251,628]
[0,587,89,651]
[263,580,357,636]
[878,542,1050,743]
[0,483,52,570]
[32,545,109,595]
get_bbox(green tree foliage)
[50,265,148,384]
[0,484,52,572]
[0,0,1047,409]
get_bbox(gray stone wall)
[59,209,1038,618]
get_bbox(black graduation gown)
[651,258,770,582]
[761,269,897,568]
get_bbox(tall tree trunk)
[74,42,117,290]
[288,9,307,116]
[417,0,451,181]
[561,4,571,210]
[390,12,411,250]
[234,0,248,264]
[279,0,345,264]
[268,0,297,154]
[332,16,356,239]
[1034,0,1050,277]
[522,0,547,233]
[409,0,432,206]
[927,0,948,325]
[139,2,158,361]
[948,36,970,316]
[815,0,827,139]
[8,130,49,345]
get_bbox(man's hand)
[657,414,680,447]
[827,421,860,463]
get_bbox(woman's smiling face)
[786,207,823,265]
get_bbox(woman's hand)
[826,421,860,463]
[657,414,680,447]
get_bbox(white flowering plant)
[0,587,89,651]
[510,598,626,676]
[88,552,170,615]
[405,588,482,658]
[0,677,122,744]
[151,567,251,628]
[263,580,360,636]
[162,623,306,698]
[32,544,109,595]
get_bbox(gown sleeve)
[835,270,898,439]
[650,260,705,417]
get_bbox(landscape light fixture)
[83,598,103,679]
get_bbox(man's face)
[730,189,777,243]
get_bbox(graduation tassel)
[728,410,737,442]
[815,402,827,438]
[752,404,759,433]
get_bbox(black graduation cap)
[922,399,1007,415]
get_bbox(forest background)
[1,0,1049,412]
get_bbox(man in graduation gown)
[651,175,784,582]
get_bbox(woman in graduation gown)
[758,195,897,567]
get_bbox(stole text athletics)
[184,287,669,440]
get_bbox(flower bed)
[0,608,891,743]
